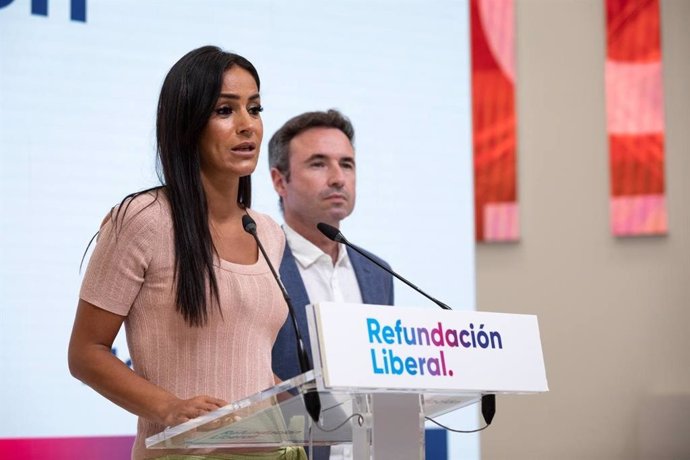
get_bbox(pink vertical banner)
[471,0,519,242]
[605,0,667,236]
[0,436,134,459]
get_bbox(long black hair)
[117,46,260,327]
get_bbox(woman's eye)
[216,107,232,116]
[249,105,264,116]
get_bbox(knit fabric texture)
[80,192,287,459]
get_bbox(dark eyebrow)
[305,153,355,163]
[218,93,261,101]
[305,154,327,162]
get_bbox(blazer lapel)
[279,243,312,349]
[348,245,375,304]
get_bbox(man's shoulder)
[346,245,394,305]
[347,245,391,270]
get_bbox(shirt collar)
[283,223,350,269]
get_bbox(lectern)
[147,302,548,459]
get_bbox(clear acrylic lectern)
[146,369,481,459]
[147,302,548,460]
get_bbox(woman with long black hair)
[68,46,304,460]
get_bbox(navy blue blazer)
[271,243,394,381]
[271,243,393,460]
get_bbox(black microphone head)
[481,394,496,425]
[242,214,257,234]
[317,222,344,242]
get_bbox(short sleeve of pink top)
[79,192,287,459]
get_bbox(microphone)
[481,394,496,425]
[318,223,499,428]
[242,214,321,423]
[316,222,452,310]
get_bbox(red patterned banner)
[605,0,667,236]
[471,0,518,242]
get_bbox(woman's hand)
[158,395,228,426]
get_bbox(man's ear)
[270,168,287,197]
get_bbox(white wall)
[0,1,477,457]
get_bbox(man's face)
[272,127,356,230]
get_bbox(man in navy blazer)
[268,109,394,459]
[274,242,394,380]
[268,109,394,381]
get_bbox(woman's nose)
[235,110,257,137]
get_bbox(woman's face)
[198,65,263,182]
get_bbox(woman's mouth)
[231,142,257,156]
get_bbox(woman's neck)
[201,171,244,223]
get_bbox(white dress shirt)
[283,224,360,460]
[283,224,363,305]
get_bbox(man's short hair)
[268,109,355,180]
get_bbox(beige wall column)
[477,0,690,458]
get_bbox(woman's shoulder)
[246,209,285,247]
[246,209,285,262]
[102,188,171,234]
[246,208,281,233]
